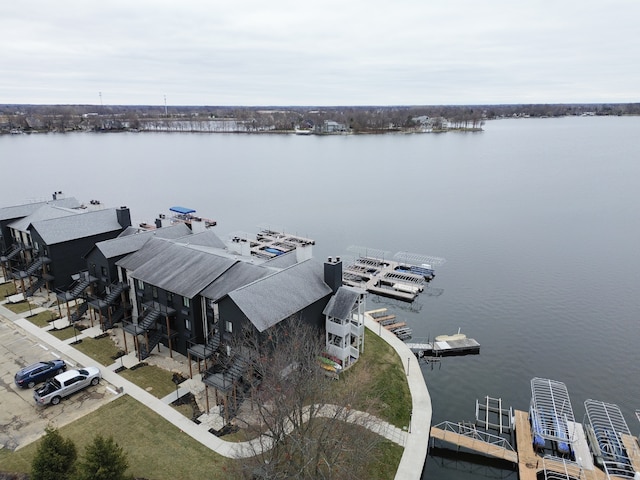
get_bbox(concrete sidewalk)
[1,300,431,478]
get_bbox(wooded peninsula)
[1,103,638,135]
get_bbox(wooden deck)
[621,433,640,473]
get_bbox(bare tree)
[232,318,384,480]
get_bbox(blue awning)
[170,206,196,215]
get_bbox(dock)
[366,308,412,340]
[406,337,480,357]
[431,408,637,480]
[342,256,435,302]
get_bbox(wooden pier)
[366,308,413,340]
[430,409,630,480]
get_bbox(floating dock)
[343,249,444,302]
[228,228,315,260]
[406,335,480,358]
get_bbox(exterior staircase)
[69,277,91,299]
[101,303,127,330]
[24,257,48,276]
[25,277,47,297]
[70,301,89,323]
[139,308,161,331]
[139,331,163,360]
[0,244,22,262]
[104,282,127,305]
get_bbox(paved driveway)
[0,319,115,451]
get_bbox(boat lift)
[530,378,577,456]
[583,399,638,479]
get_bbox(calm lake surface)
[2,116,640,478]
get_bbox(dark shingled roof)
[31,208,124,245]
[116,237,175,271]
[126,241,237,298]
[173,229,227,249]
[323,286,362,320]
[200,261,270,302]
[9,205,80,232]
[0,197,80,221]
[228,259,332,332]
[96,224,191,259]
[262,250,299,268]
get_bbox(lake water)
[2,116,640,478]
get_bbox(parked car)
[33,367,101,405]
[14,360,67,388]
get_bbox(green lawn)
[26,310,59,327]
[74,335,122,366]
[335,329,412,429]
[0,395,233,480]
[3,300,36,314]
[0,281,16,298]
[48,326,80,341]
[0,326,410,480]
[119,363,176,398]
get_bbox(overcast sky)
[2,1,639,106]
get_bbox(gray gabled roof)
[200,261,270,303]
[262,250,299,268]
[173,229,227,249]
[0,197,80,221]
[96,224,191,259]
[9,205,80,233]
[323,286,362,320]
[31,208,123,245]
[128,242,237,298]
[228,259,332,332]
[116,237,174,271]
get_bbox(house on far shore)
[321,120,348,133]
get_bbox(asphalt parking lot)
[0,319,115,451]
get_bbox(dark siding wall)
[47,230,123,290]
[0,217,22,252]
[300,294,332,330]
[132,282,204,356]
[85,250,126,295]
[218,291,332,343]
[218,297,250,343]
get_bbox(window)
[225,321,233,333]
[167,292,173,305]
[152,286,158,299]
[137,279,144,290]
[183,296,190,308]
[101,266,108,277]
[185,319,191,331]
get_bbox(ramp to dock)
[430,423,517,463]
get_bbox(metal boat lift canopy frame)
[584,399,636,480]
[530,377,576,444]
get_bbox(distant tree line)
[1,102,638,134]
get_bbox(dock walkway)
[432,409,620,480]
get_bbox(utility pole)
[164,95,168,117]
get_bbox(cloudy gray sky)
[2,1,639,106]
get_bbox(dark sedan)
[14,360,67,388]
